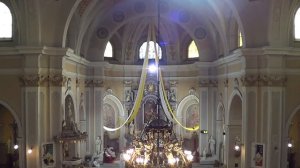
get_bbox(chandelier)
[123,118,194,168]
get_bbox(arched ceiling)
[64,0,264,64]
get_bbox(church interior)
[1,0,300,167]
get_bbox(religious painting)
[103,103,115,128]
[42,142,55,167]
[143,99,157,123]
[251,143,265,168]
[186,104,199,128]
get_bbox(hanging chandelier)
[122,117,193,168]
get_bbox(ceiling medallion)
[113,10,125,22]
[97,27,109,39]
[134,1,146,13]
[194,27,207,40]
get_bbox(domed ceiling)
[66,0,243,65]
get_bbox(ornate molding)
[199,79,218,87]
[240,74,287,87]
[240,75,258,87]
[258,74,287,86]
[85,79,104,87]
[20,74,47,87]
[49,74,66,87]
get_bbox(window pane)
[104,41,113,58]
[0,2,12,39]
[295,8,300,40]
[139,41,162,59]
[238,30,243,47]
[188,41,199,58]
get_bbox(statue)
[129,122,134,135]
[168,89,176,102]
[103,146,116,163]
[125,90,133,102]
[95,136,102,155]
[202,148,207,160]
[208,135,216,155]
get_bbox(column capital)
[19,74,48,87]
[85,79,104,87]
[199,79,218,87]
[240,74,287,87]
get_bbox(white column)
[266,88,283,168]
[24,87,40,168]
[199,87,209,153]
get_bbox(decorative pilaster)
[198,79,218,156]
[85,79,104,156]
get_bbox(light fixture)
[288,142,293,148]
[148,64,157,73]
[27,148,33,154]
[200,130,208,134]
[234,136,241,152]
[13,144,19,150]
[234,144,240,151]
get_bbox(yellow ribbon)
[152,27,199,131]
[104,24,152,131]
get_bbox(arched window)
[0,2,12,39]
[188,40,199,58]
[295,8,300,40]
[238,30,243,47]
[139,41,162,59]
[104,41,113,58]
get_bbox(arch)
[139,41,162,59]
[65,94,76,122]
[103,94,125,117]
[0,100,23,168]
[188,40,199,59]
[0,100,22,137]
[177,95,199,138]
[228,93,242,125]
[283,104,300,168]
[103,94,125,148]
[62,0,83,48]
[103,94,125,138]
[294,7,300,40]
[104,41,113,58]
[228,88,243,114]
[0,2,12,39]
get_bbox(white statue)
[202,148,207,160]
[95,136,102,155]
[129,122,134,135]
[208,135,216,155]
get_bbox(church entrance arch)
[226,94,242,168]
[0,102,22,168]
[285,105,300,168]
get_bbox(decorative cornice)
[199,79,218,87]
[19,74,47,87]
[240,74,287,87]
[49,74,66,87]
[240,75,258,86]
[258,74,287,87]
[85,79,104,87]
